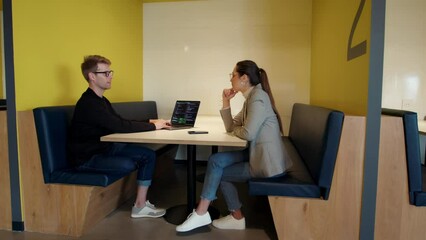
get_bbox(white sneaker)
[131,200,166,218]
[212,214,245,230]
[176,210,212,232]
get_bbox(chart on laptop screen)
[171,101,200,126]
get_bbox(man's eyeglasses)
[94,70,114,77]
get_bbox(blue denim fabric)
[200,148,251,211]
[77,143,156,186]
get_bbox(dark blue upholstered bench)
[382,108,426,206]
[33,101,159,187]
[249,103,344,200]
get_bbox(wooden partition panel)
[0,111,12,230]
[375,116,426,240]
[268,116,365,240]
[18,110,137,236]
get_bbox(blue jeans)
[201,148,251,211]
[77,143,156,186]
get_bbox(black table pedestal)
[164,145,220,225]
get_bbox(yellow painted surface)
[311,0,371,115]
[12,0,143,110]
[143,0,195,2]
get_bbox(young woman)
[176,60,292,232]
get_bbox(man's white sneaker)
[212,214,246,230]
[131,200,166,218]
[176,210,212,232]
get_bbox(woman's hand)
[223,88,237,100]
[150,119,171,130]
[222,88,237,108]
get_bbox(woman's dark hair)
[235,60,283,134]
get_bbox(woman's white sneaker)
[212,214,245,230]
[176,210,212,232]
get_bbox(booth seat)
[381,108,426,206]
[375,109,426,240]
[248,103,366,240]
[33,101,158,187]
[249,103,344,199]
[17,101,163,237]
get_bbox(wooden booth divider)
[375,115,426,240]
[0,111,12,230]
[267,116,366,240]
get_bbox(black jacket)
[68,88,155,166]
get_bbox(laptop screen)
[170,100,200,126]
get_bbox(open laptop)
[167,100,200,130]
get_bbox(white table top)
[419,120,426,134]
[101,115,247,147]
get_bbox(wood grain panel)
[0,111,11,230]
[375,116,426,240]
[18,110,136,236]
[268,116,365,240]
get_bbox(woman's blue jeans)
[77,143,156,187]
[201,148,251,212]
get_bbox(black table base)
[164,145,221,225]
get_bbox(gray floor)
[0,146,277,240]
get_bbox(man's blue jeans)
[77,143,156,186]
[201,148,251,211]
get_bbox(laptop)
[167,100,200,130]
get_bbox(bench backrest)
[382,108,424,205]
[112,101,158,120]
[33,101,157,184]
[288,103,344,199]
[33,105,74,183]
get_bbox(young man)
[69,55,170,218]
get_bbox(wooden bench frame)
[267,116,366,240]
[375,115,426,239]
[0,111,12,231]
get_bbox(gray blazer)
[220,84,292,177]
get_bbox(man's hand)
[150,119,171,129]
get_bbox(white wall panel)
[143,0,312,136]
[382,0,426,119]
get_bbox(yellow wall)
[9,0,372,113]
[12,0,143,111]
[143,0,194,2]
[310,0,371,115]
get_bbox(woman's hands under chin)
[223,88,237,100]
[222,88,238,109]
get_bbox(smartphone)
[188,131,209,134]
